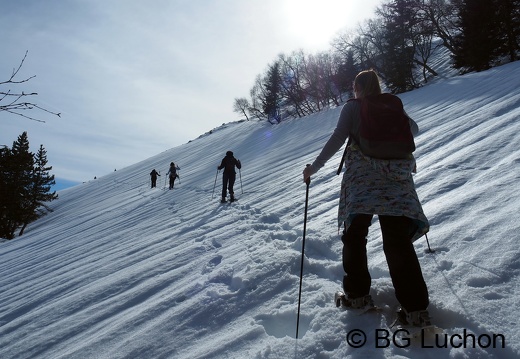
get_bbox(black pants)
[169,175,176,189]
[221,172,236,198]
[151,178,157,188]
[342,214,429,312]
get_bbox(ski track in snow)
[0,61,519,358]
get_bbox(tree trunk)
[19,223,28,236]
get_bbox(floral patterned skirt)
[338,145,429,242]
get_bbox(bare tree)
[248,75,268,120]
[278,51,313,118]
[334,19,386,72]
[1,51,61,122]
[235,0,517,120]
[232,97,251,121]
[421,0,459,55]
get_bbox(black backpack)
[337,94,415,175]
[169,166,177,178]
[356,93,415,159]
[225,157,235,172]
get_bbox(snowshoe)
[334,291,377,311]
[391,307,443,340]
[394,307,432,327]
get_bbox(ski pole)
[425,233,435,253]
[239,168,243,194]
[296,165,311,339]
[212,169,219,199]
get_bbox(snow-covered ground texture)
[1,61,519,359]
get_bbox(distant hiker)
[150,169,161,188]
[218,151,241,203]
[302,70,431,327]
[166,162,180,190]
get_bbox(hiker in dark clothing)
[218,151,241,203]
[166,162,180,190]
[150,169,160,188]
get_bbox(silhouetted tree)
[18,144,58,236]
[0,132,33,239]
[235,0,519,120]
[453,0,498,71]
[377,0,419,92]
[333,49,359,98]
[495,0,520,61]
[263,61,282,122]
[1,51,61,122]
[232,97,251,121]
[0,132,57,239]
[278,51,312,118]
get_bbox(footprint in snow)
[202,255,223,274]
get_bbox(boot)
[396,307,432,327]
[335,292,374,309]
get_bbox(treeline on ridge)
[233,0,520,123]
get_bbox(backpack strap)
[336,137,352,175]
[336,98,359,175]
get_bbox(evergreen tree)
[379,0,419,92]
[0,132,57,239]
[334,50,359,97]
[453,0,499,71]
[0,132,34,239]
[18,145,58,236]
[495,0,520,62]
[263,62,282,122]
[0,147,15,238]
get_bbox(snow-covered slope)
[1,61,519,359]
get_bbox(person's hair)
[354,70,382,98]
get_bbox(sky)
[1,59,519,358]
[1,0,381,185]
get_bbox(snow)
[1,60,519,359]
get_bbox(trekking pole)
[211,169,219,199]
[425,233,435,253]
[296,165,311,339]
[239,168,243,194]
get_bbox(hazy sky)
[1,0,381,184]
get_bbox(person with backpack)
[149,169,160,188]
[166,162,180,190]
[302,70,431,328]
[218,151,241,203]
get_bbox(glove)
[302,165,315,183]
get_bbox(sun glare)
[282,0,379,51]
